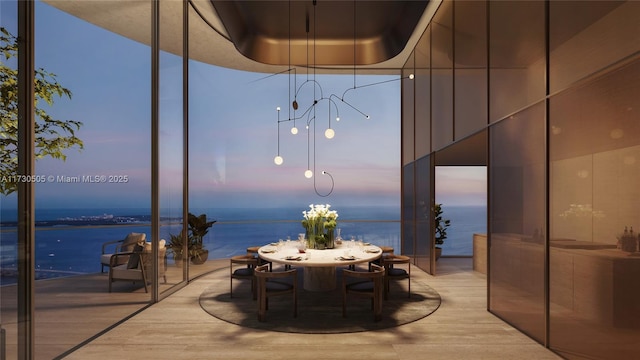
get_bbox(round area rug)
[199,266,441,333]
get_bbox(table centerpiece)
[302,204,338,249]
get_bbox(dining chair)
[368,245,394,269]
[382,254,411,299]
[230,254,259,299]
[342,263,385,322]
[247,245,272,271]
[254,264,298,322]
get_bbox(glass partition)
[549,1,638,93]
[0,2,18,357]
[402,163,415,258]
[454,0,487,139]
[549,58,640,360]
[402,51,416,165]
[415,155,433,272]
[489,0,545,123]
[415,28,431,159]
[489,102,546,343]
[431,0,453,151]
[28,1,152,357]
[159,0,185,287]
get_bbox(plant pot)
[191,249,209,265]
[173,255,184,267]
[435,247,442,261]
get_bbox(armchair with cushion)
[108,239,167,292]
[100,232,146,273]
[108,244,147,293]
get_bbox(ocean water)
[0,205,485,282]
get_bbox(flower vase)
[326,229,335,249]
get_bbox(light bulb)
[409,74,414,80]
[274,155,283,165]
[276,106,281,111]
[291,126,298,135]
[304,169,313,178]
[336,116,340,122]
[305,125,309,130]
[366,115,370,119]
[292,100,298,110]
[325,128,335,139]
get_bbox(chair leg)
[293,292,297,318]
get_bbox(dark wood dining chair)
[230,254,258,299]
[247,245,272,271]
[382,254,411,299]
[342,263,385,322]
[254,264,298,322]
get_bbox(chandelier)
[272,0,413,196]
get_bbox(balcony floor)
[59,258,560,359]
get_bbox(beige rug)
[199,265,441,333]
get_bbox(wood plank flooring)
[58,258,561,360]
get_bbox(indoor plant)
[434,203,451,260]
[168,212,216,265]
[187,213,216,264]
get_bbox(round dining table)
[258,241,383,291]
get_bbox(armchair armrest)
[102,239,124,254]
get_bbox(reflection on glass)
[549,59,640,359]
[489,102,546,343]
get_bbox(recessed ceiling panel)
[211,0,430,66]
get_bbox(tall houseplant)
[434,203,451,260]
[187,213,216,264]
[167,213,216,265]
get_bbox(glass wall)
[549,57,640,360]
[548,2,640,358]
[415,27,431,159]
[0,1,18,357]
[489,0,545,123]
[431,0,453,151]
[0,1,155,358]
[454,0,487,138]
[159,0,185,287]
[489,102,546,343]
[402,163,415,258]
[415,155,433,272]
[402,51,416,166]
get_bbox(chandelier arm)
[314,171,334,197]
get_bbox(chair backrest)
[383,255,411,275]
[122,232,146,252]
[343,263,385,282]
[254,264,297,280]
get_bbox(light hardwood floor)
[62,258,561,360]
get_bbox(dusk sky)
[1,1,486,211]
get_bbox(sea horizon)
[0,205,485,284]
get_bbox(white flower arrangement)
[302,204,338,230]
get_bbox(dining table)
[258,241,383,291]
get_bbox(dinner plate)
[284,255,302,261]
[365,248,380,253]
[339,256,356,261]
[261,248,276,253]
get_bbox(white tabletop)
[258,241,382,267]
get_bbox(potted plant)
[167,233,186,266]
[434,203,451,260]
[168,212,216,265]
[187,213,216,265]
